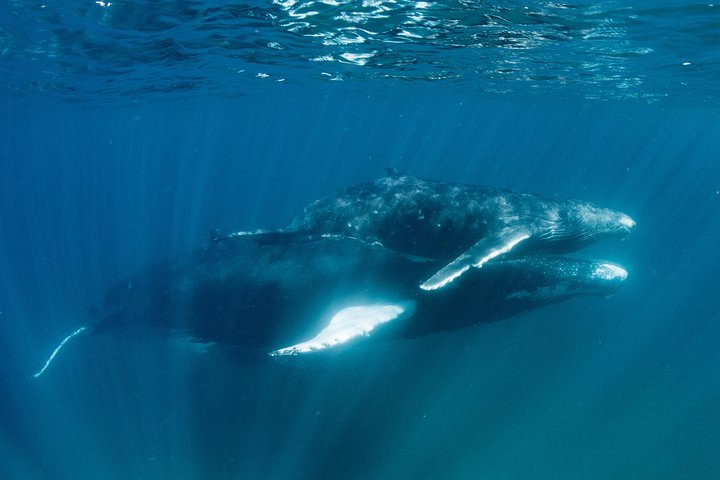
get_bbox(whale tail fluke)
[32,325,88,379]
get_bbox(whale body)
[33,235,627,376]
[242,174,635,291]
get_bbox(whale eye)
[558,209,569,219]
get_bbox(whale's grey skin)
[398,253,627,340]
[90,235,427,350]
[32,235,626,376]
[277,174,635,290]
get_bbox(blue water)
[2,1,720,478]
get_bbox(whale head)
[500,256,628,303]
[546,201,636,247]
[576,259,629,297]
[572,259,629,297]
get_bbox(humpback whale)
[32,235,627,376]
[220,173,635,291]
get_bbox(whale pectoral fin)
[269,301,416,356]
[418,253,473,291]
[419,226,532,291]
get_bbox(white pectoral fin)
[418,253,472,291]
[269,301,415,356]
[419,226,532,291]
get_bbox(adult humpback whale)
[220,173,635,291]
[32,235,627,376]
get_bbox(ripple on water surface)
[1,1,718,103]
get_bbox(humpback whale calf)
[32,235,627,376]
[220,173,635,291]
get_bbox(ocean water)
[1,1,720,478]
